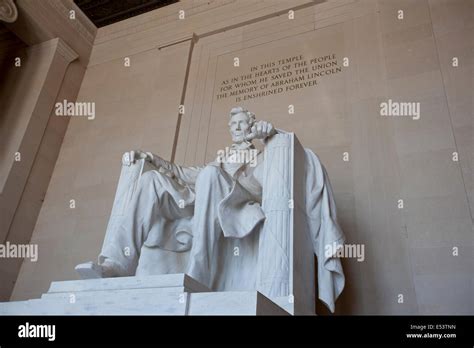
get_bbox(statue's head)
[228,106,256,144]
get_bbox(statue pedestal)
[0,274,288,315]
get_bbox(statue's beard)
[231,130,249,144]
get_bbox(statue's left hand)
[122,150,154,166]
[245,120,276,141]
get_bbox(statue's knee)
[197,166,221,184]
[139,171,156,186]
[137,171,166,201]
[139,171,168,193]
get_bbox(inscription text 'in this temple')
[216,53,343,102]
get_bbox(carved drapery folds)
[0,0,18,23]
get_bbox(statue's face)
[229,112,251,143]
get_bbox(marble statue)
[76,106,346,313]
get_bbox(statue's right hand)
[122,150,153,166]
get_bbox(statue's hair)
[229,106,256,127]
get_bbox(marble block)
[188,291,289,315]
[0,273,288,315]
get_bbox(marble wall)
[0,0,95,300]
[10,0,473,314]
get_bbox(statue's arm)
[123,150,203,186]
[152,154,203,186]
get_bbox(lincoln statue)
[76,106,346,313]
